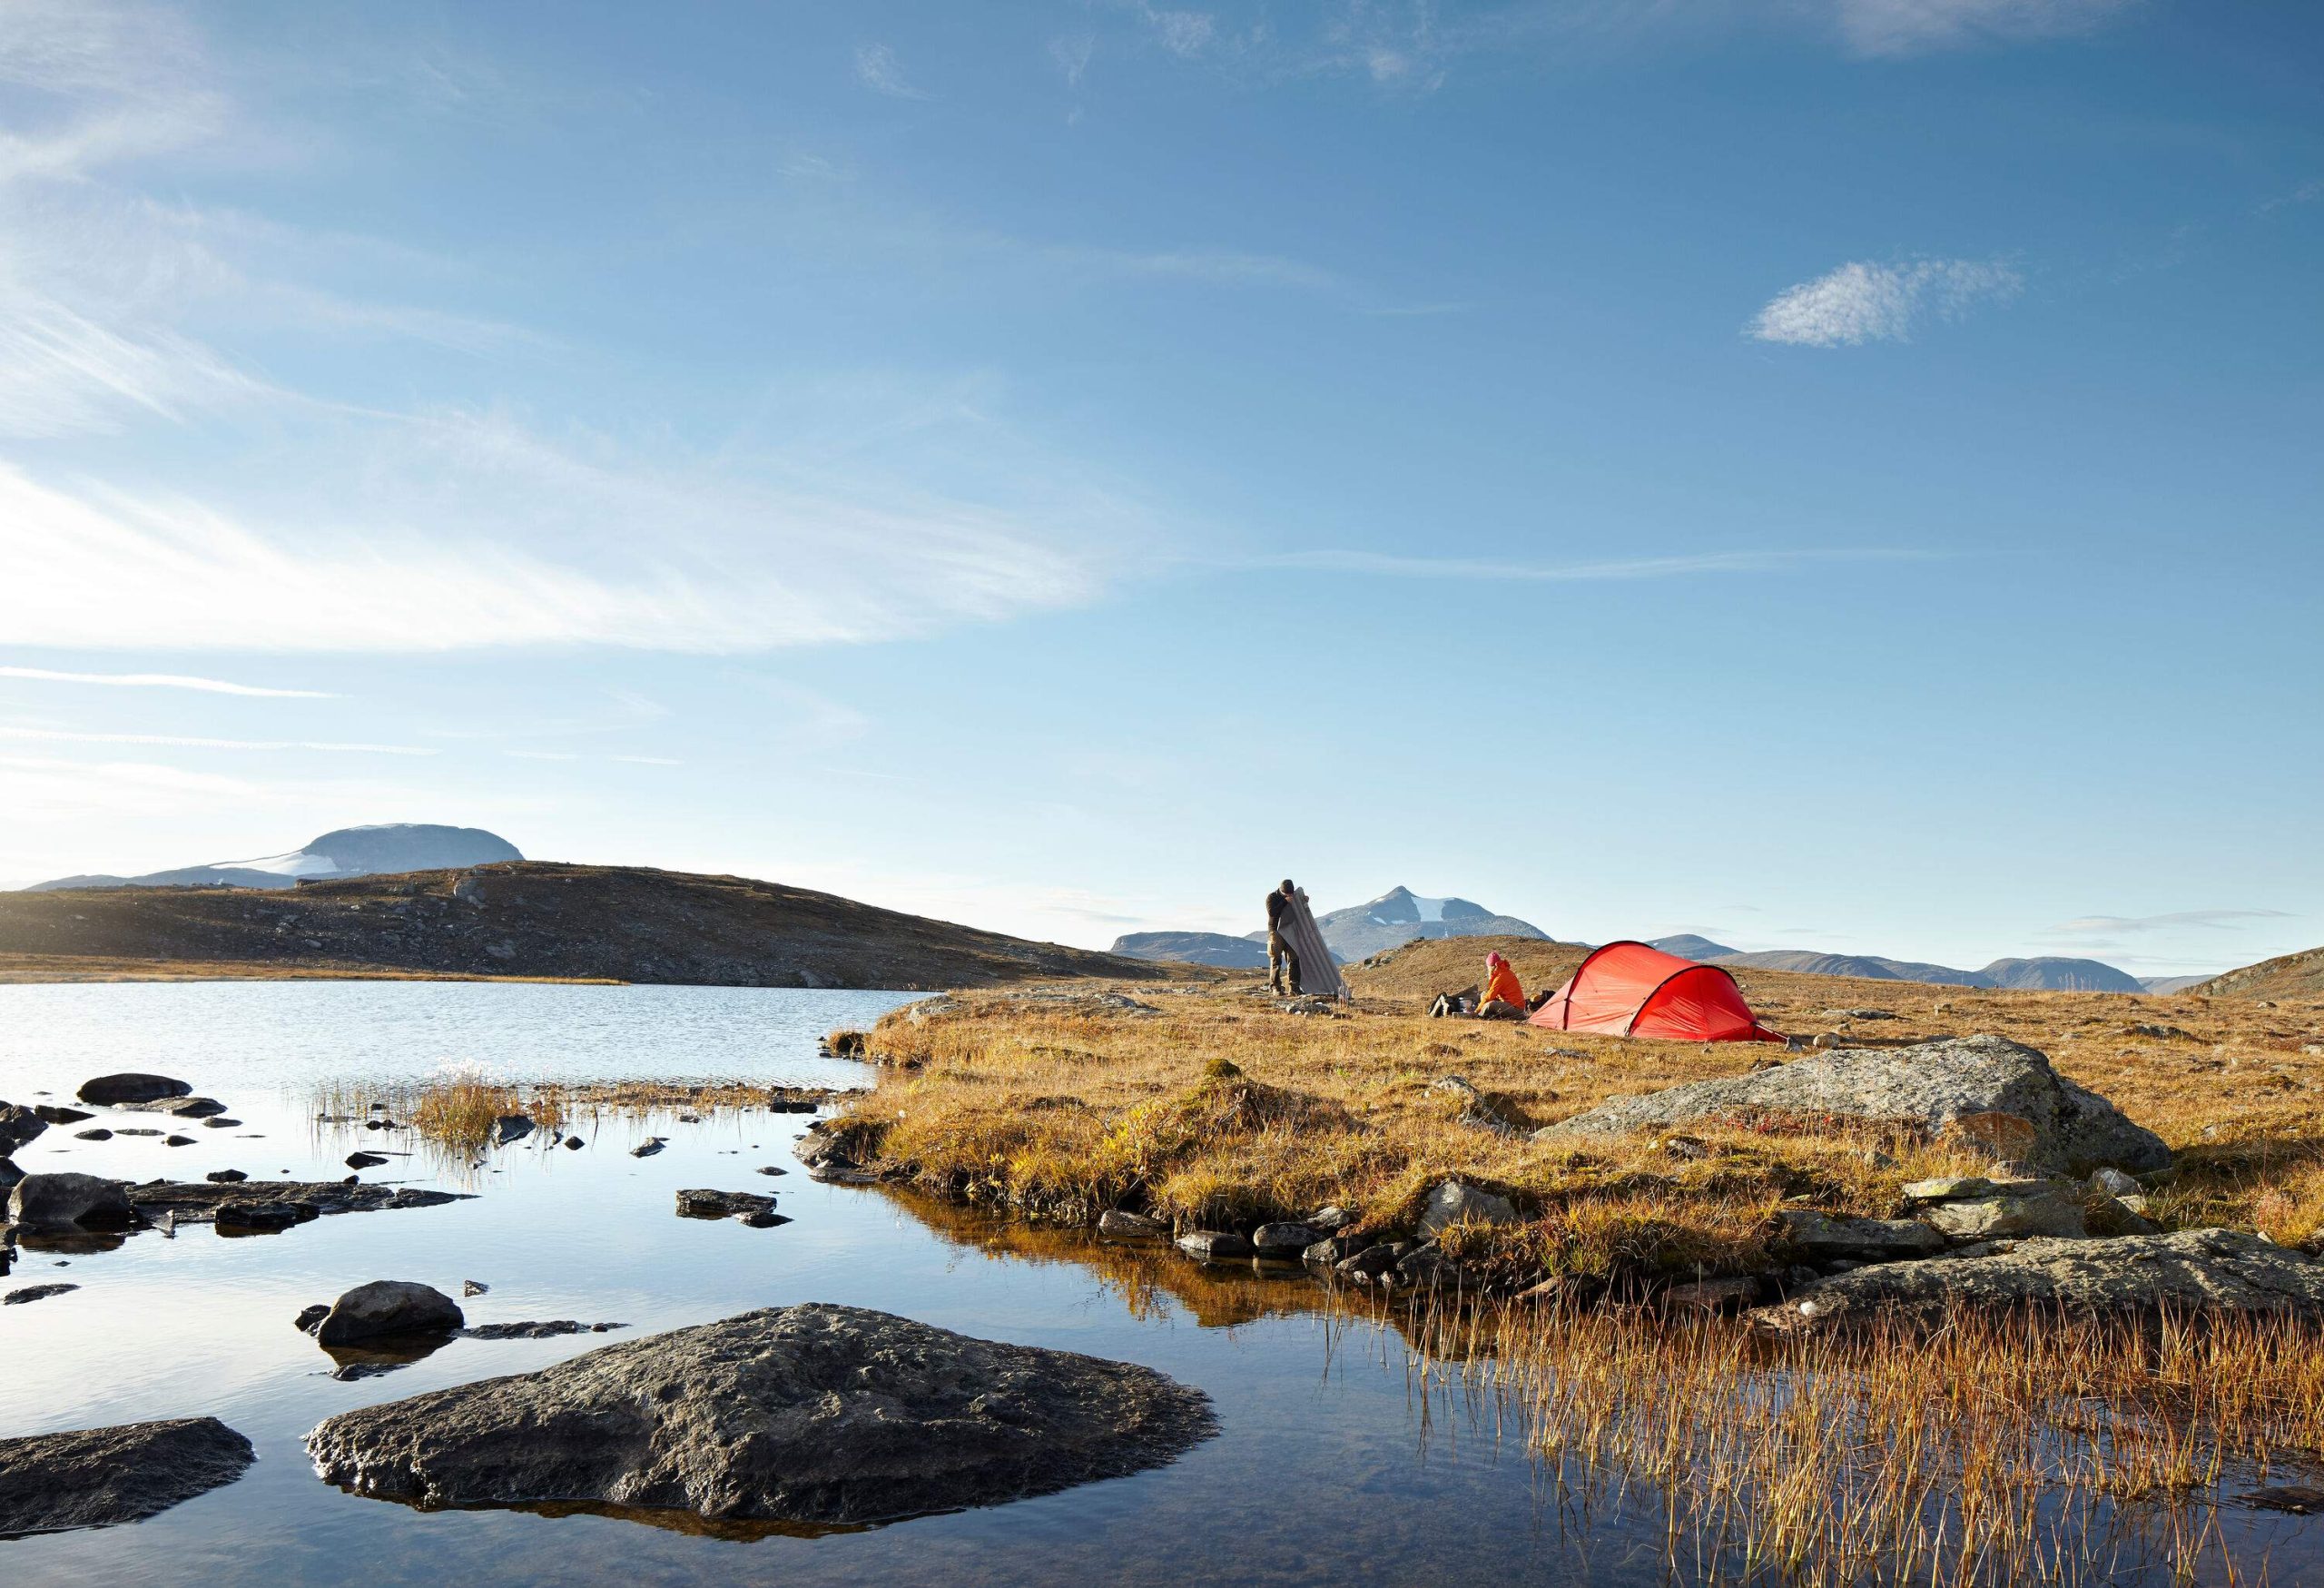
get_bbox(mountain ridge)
[28,824,522,893]
[2,862,1178,990]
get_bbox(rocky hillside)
[29,824,522,892]
[0,863,1179,991]
[2191,945,2324,1000]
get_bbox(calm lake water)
[1,982,2314,1585]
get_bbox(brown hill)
[2190,945,2324,1001]
[0,862,1185,991]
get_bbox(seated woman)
[1475,951,1528,1020]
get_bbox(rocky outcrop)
[76,1074,192,1106]
[1538,1035,2169,1175]
[314,1281,466,1346]
[305,1303,1215,1528]
[1748,1229,2324,1335]
[0,1417,253,1536]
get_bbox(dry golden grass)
[835,942,2324,1283]
[1423,1292,2324,1587]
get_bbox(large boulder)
[0,1102,47,1154]
[8,1172,135,1230]
[0,1417,253,1536]
[314,1281,466,1346]
[305,1303,1216,1528]
[76,1073,192,1107]
[1538,1035,2169,1175]
[1749,1229,2324,1336]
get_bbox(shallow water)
[1,982,2315,1585]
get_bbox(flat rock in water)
[675,1189,774,1219]
[33,1105,93,1126]
[304,1303,1214,1529]
[1749,1228,2324,1335]
[0,1417,253,1537]
[1538,1034,2169,1175]
[1176,1230,1253,1260]
[5,1283,79,1305]
[1097,1209,1167,1238]
[76,1074,192,1107]
[127,1180,470,1225]
[159,1098,228,1119]
[462,1320,628,1339]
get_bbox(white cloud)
[1832,0,2142,57]
[0,666,336,697]
[2045,909,2297,936]
[0,399,1129,651]
[1749,259,2023,347]
[1249,547,1935,580]
[853,43,928,99]
[0,725,434,755]
[0,289,265,438]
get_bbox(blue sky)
[2,0,2318,977]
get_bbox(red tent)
[1529,941,1783,1043]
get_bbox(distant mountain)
[1647,934,1741,962]
[1291,886,1549,963]
[1978,957,2146,993]
[2140,974,2213,995]
[1111,931,1269,970]
[1711,950,1991,986]
[27,824,523,893]
[1645,936,2146,992]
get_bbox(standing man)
[1265,878,1301,995]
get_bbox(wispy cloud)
[1749,259,2024,348]
[0,725,434,755]
[1246,547,1937,581]
[853,43,929,100]
[0,666,336,698]
[0,291,266,439]
[1831,0,2143,57]
[1049,34,1098,87]
[2045,909,2297,937]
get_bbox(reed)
[1387,1289,2324,1586]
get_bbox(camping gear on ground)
[1278,886,1349,1001]
[1529,941,1782,1043]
